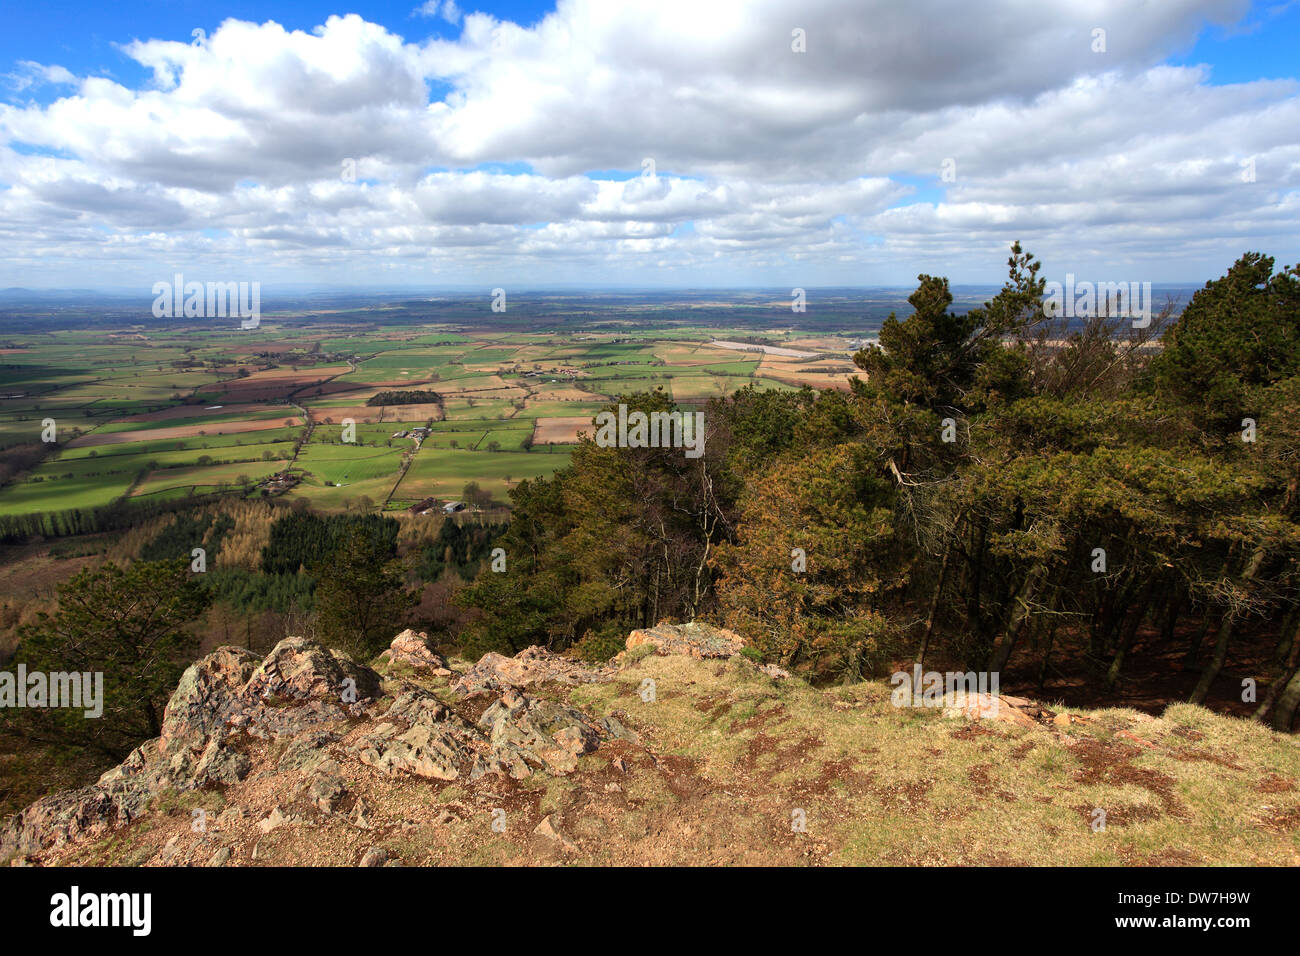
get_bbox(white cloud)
[5,61,77,92]
[0,1,1295,288]
[414,1,462,26]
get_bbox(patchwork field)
[0,323,862,517]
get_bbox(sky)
[0,0,1297,290]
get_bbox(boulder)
[379,629,453,676]
[940,691,1042,729]
[478,687,603,776]
[242,636,380,704]
[625,621,747,659]
[160,646,261,751]
[453,645,611,696]
[359,846,388,867]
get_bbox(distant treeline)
[366,390,442,406]
[0,488,231,543]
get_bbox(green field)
[0,324,856,516]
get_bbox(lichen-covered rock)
[0,780,150,861]
[306,761,347,813]
[242,636,380,704]
[2,638,381,860]
[2,635,635,863]
[625,621,747,659]
[353,684,613,782]
[160,646,261,751]
[192,736,252,787]
[359,846,388,867]
[276,729,341,774]
[453,645,610,696]
[354,719,480,781]
[351,688,481,781]
[379,629,453,675]
[478,687,604,776]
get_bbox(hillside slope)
[5,624,1299,866]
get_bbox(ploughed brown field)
[67,416,305,447]
[531,416,598,445]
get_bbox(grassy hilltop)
[14,628,1299,867]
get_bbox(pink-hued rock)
[625,621,747,659]
[452,645,611,696]
[380,629,453,676]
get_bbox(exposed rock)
[478,687,603,776]
[308,770,347,813]
[352,682,619,783]
[229,637,381,740]
[0,781,150,861]
[208,846,231,867]
[355,719,479,781]
[352,688,481,781]
[359,846,388,867]
[277,729,341,774]
[1,635,625,863]
[626,621,747,659]
[599,714,638,743]
[159,646,261,752]
[193,737,251,787]
[351,798,374,830]
[453,645,611,696]
[533,814,577,851]
[379,629,453,676]
[243,637,379,704]
[159,834,182,864]
[257,806,293,834]
[940,692,1042,729]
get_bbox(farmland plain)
[0,310,864,519]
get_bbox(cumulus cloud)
[0,0,1295,288]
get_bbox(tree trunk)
[1037,616,1062,695]
[1104,574,1159,691]
[1182,613,1213,668]
[1190,547,1267,704]
[1159,587,1184,645]
[1189,615,1234,704]
[1254,608,1300,722]
[914,532,958,679]
[1269,665,1300,732]
[1271,605,1299,668]
[988,562,1046,673]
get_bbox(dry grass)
[41,653,1300,867]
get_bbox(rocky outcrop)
[1,636,633,863]
[352,682,629,782]
[453,645,612,696]
[378,629,453,676]
[1,636,378,861]
[623,621,790,678]
[626,621,747,659]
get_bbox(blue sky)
[0,1,1296,289]
[2,1,550,100]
